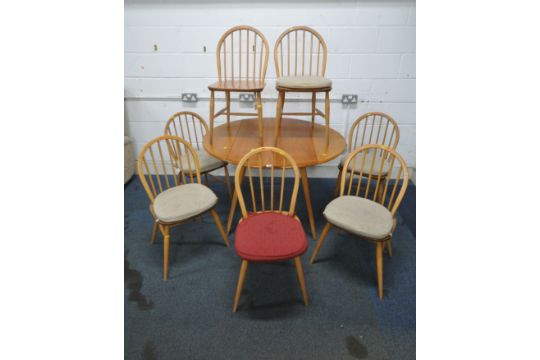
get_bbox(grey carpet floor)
[125,176,416,360]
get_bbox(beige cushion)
[339,151,389,176]
[181,149,225,173]
[323,196,393,239]
[276,76,332,89]
[152,183,218,222]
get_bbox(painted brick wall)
[124,0,416,177]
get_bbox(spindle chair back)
[347,112,400,152]
[235,147,300,219]
[340,144,409,217]
[217,25,270,83]
[137,135,201,203]
[274,26,328,78]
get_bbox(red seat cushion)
[234,212,308,261]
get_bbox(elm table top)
[203,117,346,167]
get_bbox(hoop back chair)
[232,147,308,312]
[208,26,270,144]
[273,26,331,147]
[164,111,232,197]
[334,112,400,196]
[138,135,229,280]
[311,144,409,301]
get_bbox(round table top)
[203,117,346,168]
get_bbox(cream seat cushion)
[153,183,218,223]
[339,151,389,176]
[180,149,225,173]
[276,76,332,89]
[323,196,393,239]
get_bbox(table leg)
[300,167,317,240]
[226,166,246,235]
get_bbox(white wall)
[124,0,416,178]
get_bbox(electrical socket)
[238,93,256,103]
[341,94,359,104]
[181,93,198,103]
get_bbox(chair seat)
[338,151,389,176]
[208,80,265,92]
[234,212,307,261]
[323,196,393,239]
[181,149,225,173]
[276,76,332,89]
[152,183,218,223]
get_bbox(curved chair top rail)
[164,111,209,151]
[340,144,409,217]
[235,147,300,218]
[137,135,201,203]
[347,112,400,152]
[216,25,270,83]
[274,25,328,78]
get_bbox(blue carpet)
[125,176,416,359]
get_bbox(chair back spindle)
[348,112,400,152]
[216,25,269,83]
[235,147,300,218]
[340,144,409,217]
[274,26,328,78]
[137,135,201,203]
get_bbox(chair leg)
[210,209,230,247]
[274,91,285,146]
[333,169,342,198]
[150,220,158,244]
[163,225,170,280]
[324,90,330,152]
[386,238,393,257]
[226,91,231,128]
[204,173,209,185]
[223,165,232,200]
[310,222,333,264]
[376,241,384,301]
[311,92,316,124]
[256,91,263,145]
[209,90,215,144]
[233,260,249,312]
[294,257,309,306]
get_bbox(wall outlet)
[239,93,255,103]
[341,94,359,104]
[181,93,198,102]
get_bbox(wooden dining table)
[203,117,346,240]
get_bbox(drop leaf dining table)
[203,117,346,239]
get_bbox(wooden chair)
[310,144,409,301]
[208,26,270,144]
[137,135,230,280]
[164,111,232,198]
[232,147,308,312]
[273,26,331,147]
[334,112,400,196]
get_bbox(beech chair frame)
[137,135,230,280]
[164,111,232,198]
[232,147,308,312]
[273,26,331,148]
[310,144,409,301]
[208,25,270,145]
[334,112,400,196]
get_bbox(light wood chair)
[164,111,232,198]
[310,144,409,301]
[232,147,309,312]
[137,135,230,280]
[273,26,331,148]
[208,25,270,145]
[334,112,400,196]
